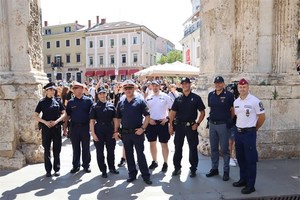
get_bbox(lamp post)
[115,65,119,81]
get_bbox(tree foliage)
[157,50,182,64]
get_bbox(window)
[66,73,72,82]
[99,40,103,47]
[89,56,93,66]
[54,55,63,67]
[76,38,80,46]
[76,54,81,62]
[45,29,51,35]
[56,41,60,48]
[133,36,138,44]
[89,41,93,48]
[46,42,50,49]
[122,38,126,45]
[66,54,70,63]
[46,55,51,64]
[122,54,126,64]
[64,26,71,32]
[133,53,138,63]
[66,39,70,47]
[47,73,52,82]
[99,56,104,65]
[110,39,114,48]
[110,55,115,64]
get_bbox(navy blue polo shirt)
[66,96,93,124]
[208,89,234,121]
[171,92,205,122]
[35,97,64,120]
[116,97,150,129]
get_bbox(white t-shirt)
[234,93,265,128]
[145,91,173,120]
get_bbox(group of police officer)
[35,76,265,194]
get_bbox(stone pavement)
[0,136,299,200]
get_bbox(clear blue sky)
[41,0,192,49]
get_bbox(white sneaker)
[230,158,237,167]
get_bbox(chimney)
[100,18,106,25]
[88,20,91,28]
[96,16,99,24]
[44,21,48,27]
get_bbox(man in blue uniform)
[233,78,266,194]
[206,76,235,181]
[114,80,152,185]
[64,81,94,174]
[34,82,66,177]
[90,87,119,178]
[169,77,206,178]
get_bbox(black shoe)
[109,169,120,174]
[84,167,91,173]
[172,169,181,176]
[233,179,247,187]
[206,169,219,177]
[70,167,80,174]
[54,171,60,177]
[126,177,136,183]
[46,172,52,177]
[241,186,255,194]
[118,158,126,167]
[102,172,108,178]
[144,179,153,185]
[161,163,168,172]
[223,172,229,181]
[190,171,196,178]
[149,161,158,169]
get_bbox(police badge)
[246,109,250,117]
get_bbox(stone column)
[0,0,48,169]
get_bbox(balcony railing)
[51,62,64,68]
[184,20,201,37]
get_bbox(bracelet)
[140,127,146,131]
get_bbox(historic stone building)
[196,0,300,159]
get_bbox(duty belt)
[178,121,195,127]
[121,128,137,134]
[210,120,226,125]
[236,127,256,133]
[97,121,112,126]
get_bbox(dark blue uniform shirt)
[171,92,205,122]
[208,89,234,121]
[89,101,116,131]
[66,96,93,124]
[35,97,64,120]
[116,97,150,129]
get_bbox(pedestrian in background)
[169,77,205,178]
[232,78,266,194]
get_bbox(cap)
[146,81,152,85]
[181,77,191,84]
[238,78,249,85]
[214,76,224,83]
[122,80,135,88]
[43,82,56,90]
[151,80,160,85]
[72,81,85,88]
[96,87,107,94]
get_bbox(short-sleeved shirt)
[35,97,65,121]
[66,96,93,124]
[116,97,150,129]
[171,92,206,122]
[208,89,234,121]
[234,93,265,128]
[146,91,173,120]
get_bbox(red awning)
[95,70,106,76]
[118,69,127,75]
[106,70,115,76]
[106,69,128,76]
[128,69,139,75]
[85,71,95,77]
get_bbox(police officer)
[64,81,94,174]
[169,77,206,177]
[145,80,173,172]
[206,76,235,181]
[34,82,66,177]
[233,78,266,194]
[114,80,152,185]
[90,87,119,178]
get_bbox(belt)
[178,121,195,127]
[71,122,88,127]
[210,120,226,125]
[236,127,256,133]
[97,122,112,126]
[122,128,137,134]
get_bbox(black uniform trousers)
[41,125,62,173]
[70,124,91,169]
[122,132,150,180]
[173,124,199,172]
[93,125,116,173]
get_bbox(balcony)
[51,62,64,68]
[184,20,201,37]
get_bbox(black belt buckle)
[237,127,243,133]
[185,122,195,127]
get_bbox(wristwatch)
[141,127,146,132]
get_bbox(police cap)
[43,82,56,90]
[96,87,107,94]
[122,80,135,88]
[214,76,224,83]
[181,77,191,84]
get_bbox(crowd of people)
[34,76,265,194]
